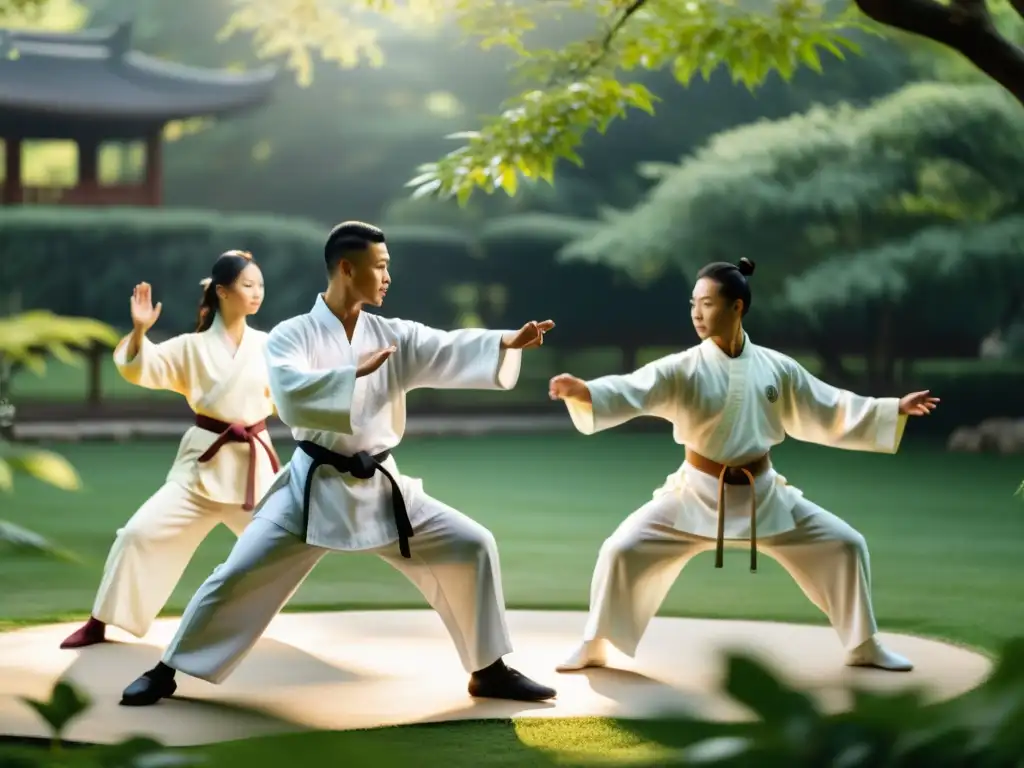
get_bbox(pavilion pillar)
[77,137,98,187]
[3,138,22,205]
[144,131,162,206]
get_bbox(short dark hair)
[325,221,385,274]
[695,258,756,316]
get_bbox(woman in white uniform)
[61,250,280,649]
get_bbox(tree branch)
[855,0,1024,105]
[541,0,650,87]
[600,0,649,57]
[582,0,650,73]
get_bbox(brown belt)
[685,449,771,572]
[195,415,281,511]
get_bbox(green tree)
[785,216,1024,387]
[558,81,1024,382]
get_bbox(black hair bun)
[737,257,756,277]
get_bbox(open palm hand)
[899,390,940,416]
[130,283,162,332]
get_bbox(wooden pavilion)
[0,21,278,206]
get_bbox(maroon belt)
[195,415,281,511]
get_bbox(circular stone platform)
[0,610,992,747]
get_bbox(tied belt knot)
[297,440,414,559]
[195,414,280,511]
[685,449,771,573]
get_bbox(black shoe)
[120,666,177,706]
[468,661,556,702]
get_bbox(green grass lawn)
[2,432,1023,765]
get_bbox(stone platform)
[0,610,992,746]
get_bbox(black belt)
[296,440,413,558]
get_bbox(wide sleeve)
[397,321,521,392]
[265,322,356,434]
[564,356,680,436]
[112,332,190,395]
[780,357,907,453]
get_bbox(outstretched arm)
[398,319,553,392]
[113,281,189,395]
[780,358,937,453]
[266,322,358,434]
[550,355,680,435]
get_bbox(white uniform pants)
[582,493,877,655]
[162,487,513,683]
[93,482,252,638]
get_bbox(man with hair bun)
[120,221,558,706]
[549,257,939,674]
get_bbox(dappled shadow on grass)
[578,666,710,718]
[173,717,714,768]
[181,715,749,768]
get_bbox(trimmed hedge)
[0,207,478,332]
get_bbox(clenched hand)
[549,373,591,403]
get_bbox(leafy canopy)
[395,0,881,205]
[558,81,1024,287]
[0,0,879,204]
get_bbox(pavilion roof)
[0,21,278,128]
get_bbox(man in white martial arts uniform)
[121,221,558,706]
[548,257,939,674]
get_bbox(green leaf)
[624,84,658,114]
[20,681,91,740]
[96,738,209,768]
[0,445,81,491]
[499,166,518,196]
[676,735,758,764]
[0,459,11,491]
[722,653,820,725]
[20,352,46,376]
[798,40,823,73]
[846,686,930,732]
[444,131,483,141]
[47,341,80,367]
[817,37,846,60]
[133,753,208,768]
[410,179,442,199]
[832,34,863,55]
[0,519,79,562]
[0,311,120,366]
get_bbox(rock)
[947,418,1024,454]
[947,427,982,453]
